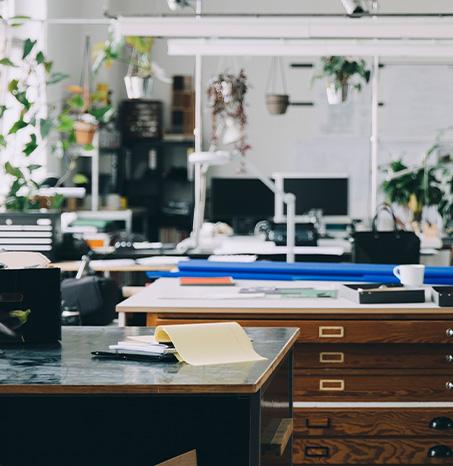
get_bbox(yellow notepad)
[154,322,266,366]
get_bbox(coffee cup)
[393,264,425,287]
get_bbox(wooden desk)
[118,279,453,465]
[0,326,297,466]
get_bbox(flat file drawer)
[295,320,453,344]
[296,409,453,437]
[295,375,453,401]
[294,438,453,464]
[295,344,453,369]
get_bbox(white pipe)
[117,16,453,40]
[370,55,379,218]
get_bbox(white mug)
[393,264,425,287]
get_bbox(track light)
[167,0,193,11]
[340,0,369,16]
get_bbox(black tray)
[432,286,453,307]
[340,283,425,304]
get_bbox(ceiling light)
[167,0,193,11]
[340,0,369,16]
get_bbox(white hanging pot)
[326,81,349,105]
[124,75,154,99]
[222,117,242,145]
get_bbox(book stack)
[109,335,177,357]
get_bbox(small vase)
[326,81,349,105]
[265,94,290,115]
[124,75,154,99]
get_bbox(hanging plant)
[312,56,371,104]
[265,57,290,115]
[207,69,250,155]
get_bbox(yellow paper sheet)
[154,322,266,366]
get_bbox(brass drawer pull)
[305,446,330,458]
[319,326,344,338]
[320,352,344,364]
[320,379,345,391]
[305,416,331,429]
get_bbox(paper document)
[155,322,266,366]
[0,252,50,269]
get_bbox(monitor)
[273,173,349,221]
[210,177,274,221]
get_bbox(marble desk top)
[0,326,299,395]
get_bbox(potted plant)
[207,69,250,155]
[0,17,75,211]
[312,56,371,104]
[381,137,453,227]
[265,57,290,115]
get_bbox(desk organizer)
[432,286,453,307]
[340,283,426,304]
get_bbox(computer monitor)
[210,177,274,232]
[273,173,349,222]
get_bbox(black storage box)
[432,286,453,307]
[340,283,425,304]
[0,268,61,343]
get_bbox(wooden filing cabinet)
[147,311,453,464]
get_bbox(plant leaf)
[47,72,69,85]
[0,105,7,118]
[0,134,6,148]
[0,57,16,67]
[4,161,23,178]
[27,163,42,172]
[67,93,85,110]
[39,118,53,139]
[8,79,18,93]
[36,51,45,64]
[57,113,75,133]
[22,38,37,59]
[23,134,38,156]
[8,119,27,134]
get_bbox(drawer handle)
[447,329,453,337]
[430,417,453,430]
[320,379,345,391]
[305,446,330,458]
[320,352,344,364]
[305,416,331,429]
[446,382,453,390]
[428,445,453,458]
[446,355,453,363]
[319,326,344,338]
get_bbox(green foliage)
[381,137,453,225]
[313,56,371,92]
[0,18,74,211]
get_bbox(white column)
[370,55,380,218]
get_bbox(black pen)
[91,351,176,362]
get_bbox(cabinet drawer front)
[295,344,453,369]
[297,321,453,344]
[294,438,453,464]
[295,375,453,401]
[296,409,453,437]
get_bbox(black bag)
[352,205,421,264]
[61,276,121,326]
[0,268,61,343]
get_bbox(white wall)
[29,0,453,219]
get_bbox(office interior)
[1,1,453,465]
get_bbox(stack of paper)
[109,335,176,356]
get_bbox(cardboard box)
[156,450,197,466]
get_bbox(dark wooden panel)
[295,409,453,437]
[151,318,453,344]
[295,375,453,401]
[295,344,453,369]
[294,438,453,464]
